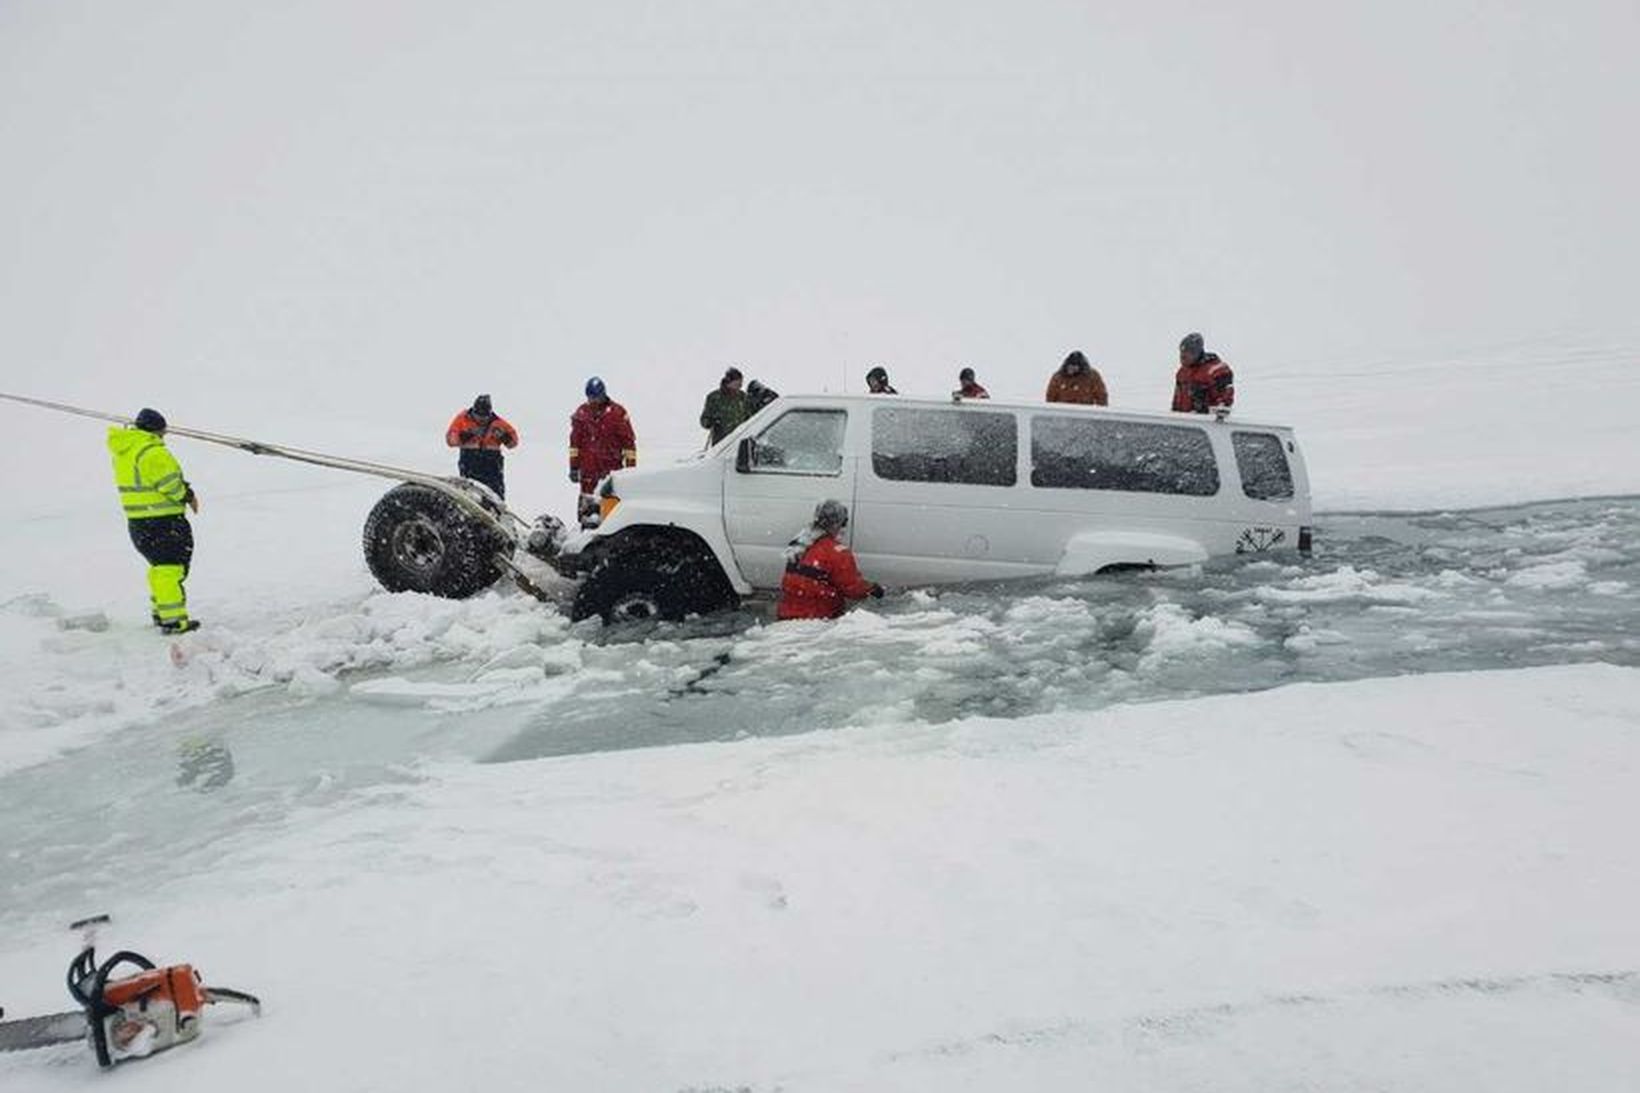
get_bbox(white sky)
[1,0,1636,452]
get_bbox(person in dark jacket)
[699,367,750,445]
[746,379,779,414]
[866,366,898,395]
[1172,332,1235,413]
[570,376,637,526]
[445,394,519,498]
[1046,351,1108,405]
[777,499,883,620]
[955,367,989,399]
[108,408,200,632]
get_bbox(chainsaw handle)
[66,949,155,1010]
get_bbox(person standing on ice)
[865,366,898,395]
[445,394,518,498]
[699,366,749,445]
[955,367,990,399]
[1046,350,1108,405]
[1172,332,1235,413]
[746,378,779,414]
[777,499,884,620]
[569,376,637,527]
[107,408,200,633]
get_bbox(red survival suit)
[778,531,880,620]
[569,399,637,494]
[1172,353,1235,413]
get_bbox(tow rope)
[0,390,556,600]
[0,389,496,511]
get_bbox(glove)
[458,429,479,443]
[869,584,884,599]
[186,492,200,514]
[569,469,580,482]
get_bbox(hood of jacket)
[108,424,162,459]
[783,525,827,564]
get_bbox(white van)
[558,395,1311,622]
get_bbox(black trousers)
[457,449,506,498]
[128,514,194,568]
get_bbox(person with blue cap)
[569,377,637,527]
[107,408,201,632]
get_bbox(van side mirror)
[735,436,755,473]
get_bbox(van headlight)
[599,489,620,523]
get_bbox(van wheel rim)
[391,516,445,576]
[609,592,660,622]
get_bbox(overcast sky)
[2,0,1635,452]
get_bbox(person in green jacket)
[108,408,200,633]
[699,367,750,445]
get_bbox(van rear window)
[1232,432,1295,500]
[1031,417,1219,496]
[872,407,1017,486]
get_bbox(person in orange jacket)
[569,376,637,527]
[445,394,519,498]
[1046,350,1108,405]
[1172,332,1235,413]
[777,499,884,620]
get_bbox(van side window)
[1031,416,1219,496]
[748,409,847,475]
[871,407,1017,486]
[1232,431,1295,500]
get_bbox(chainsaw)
[0,915,260,1067]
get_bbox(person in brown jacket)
[1046,351,1108,405]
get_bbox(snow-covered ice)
[3,664,1638,1091]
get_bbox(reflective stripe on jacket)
[108,426,188,519]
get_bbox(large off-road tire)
[363,483,510,599]
[570,542,738,623]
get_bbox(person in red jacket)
[777,499,884,620]
[445,394,519,498]
[1172,332,1235,413]
[955,367,990,400]
[569,376,637,527]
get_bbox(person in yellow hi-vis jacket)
[108,408,200,633]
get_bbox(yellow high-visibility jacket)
[108,426,189,519]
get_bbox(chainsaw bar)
[0,1009,86,1052]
